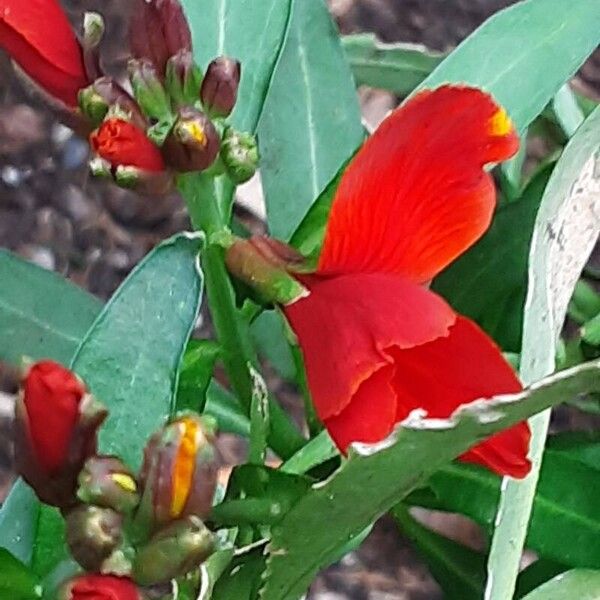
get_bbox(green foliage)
[176,339,221,412]
[521,570,600,600]
[258,0,364,240]
[0,549,41,600]
[0,250,101,365]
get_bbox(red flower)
[15,360,107,507]
[283,85,531,478]
[90,118,165,172]
[0,0,89,106]
[59,575,142,600]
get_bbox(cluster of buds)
[15,360,220,597]
[0,0,259,196]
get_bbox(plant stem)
[178,173,305,459]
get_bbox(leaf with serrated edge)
[260,359,600,600]
[486,106,600,599]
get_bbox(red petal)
[70,574,141,600]
[318,85,519,283]
[324,364,396,453]
[0,0,88,105]
[388,316,531,478]
[283,273,455,421]
[90,118,165,172]
[23,360,85,474]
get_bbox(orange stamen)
[170,417,199,517]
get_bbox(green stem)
[178,173,305,459]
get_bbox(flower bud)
[165,50,203,107]
[58,575,144,600]
[225,236,309,305]
[129,0,192,76]
[90,118,166,173]
[220,127,259,184]
[162,107,220,172]
[79,77,146,129]
[14,360,107,508]
[78,456,139,514]
[200,57,241,118]
[134,414,219,536]
[132,515,215,586]
[65,505,123,572]
[81,12,105,82]
[128,59,173,128]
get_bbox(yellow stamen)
[489,107,512,136]
[170,418,200,518]
[184,122,207,147]
[111,473,137,493]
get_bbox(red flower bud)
[14,360,107,508]
[90,118,165,172]
[58,575,144,600]
[134,414,219,536]
[200,57,241,118]
[129,0,192,76]
[0,0,90,106]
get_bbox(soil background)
[0,1,599,599]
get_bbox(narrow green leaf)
[250,311,296,382]
[31,234,205,575]
[180,0,292,133]
[418,0,600,132]
[522,570,600,600]
[515,560,569,599]
[0,250,101,365]
[260,359,600,600]
[432,164,553,351]
[342,33,445,94]
[280,430,338,475]
[212,549,265,600]
[176,339,221,412]
[394,506,485,600]
[486,106,600,599]
[0,549,41,600]
[204,381,251,437]
[552,85,585,138]
[258,0,364,240]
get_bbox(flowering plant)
[0,0,599,599]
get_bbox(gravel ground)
[0,1,599,598]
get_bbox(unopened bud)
[14,361,107,508]
[200,57,241,118]
[162,107,220,172]
[225,236,309,305]
[114,165,174,195]
[82,12,104,82]
[66,505,123,572]
[79,77,146,129]
[132,516,215,586]
[165,50,203,107]
[78,456,139,514]
[129,0,192,76]
[221,127,259,183]
[128,59,173,127]
[134,414,219,537]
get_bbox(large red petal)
[324,364,396,453]
[0,0,87,105]
[388,316,531,478]
[318,85,519,283]
[283,273,455,421]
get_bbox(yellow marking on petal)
[170,417,199,518]
[111,473,137,493]
[489,107,512,136]
[184,122,207,147]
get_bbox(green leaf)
[418,0,600,132]
[250,310,296,381]
[258,0,364,240]
[0,481,39,565]
[342,33,445,95]
[552,85,585,138]
[0,549,41,600]
[260,359,600,600]
[515,560,569,599]
[432,164,553,351]
[212,549,265,600]
[31,234,205,575]
[393,506,485,600]
[486,106,600,599]
[180,0,292,134]
[521,570,600,600]
[280,430,338,475]
[0,250,101,365]
[204,381,251,437]
[176,339,221,412]
[407,438,600,569]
